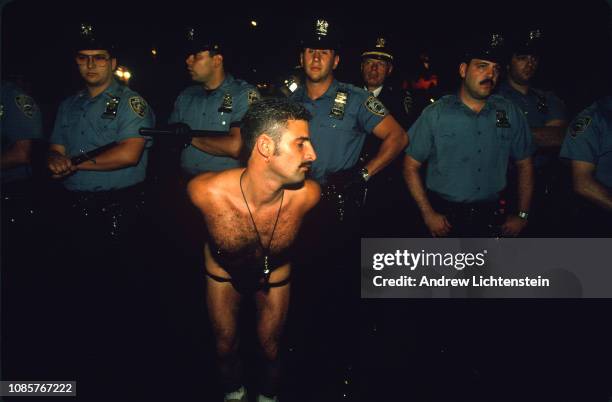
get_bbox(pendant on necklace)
[263,255,270,275]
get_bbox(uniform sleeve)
[510,105,536,161]
[405,107,434,162]
[560,112,599,164]
[117,95,156,141]
[3,89,43,143]
[357,93,388,133]
[545,92,566,123]
[230,87,260,128]
[49,102,67,146]
[168,94,183,124]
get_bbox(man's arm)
[403,155,451,237]
[1,140,33,170]
[365,114,408,177]
[72,138,146,171]
[531,119,568,147]
[47,138,146,178]
[191,126,242,158]
[570,160,612,211]
[502,157,534,236]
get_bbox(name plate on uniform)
[329,89,349,120]
[102,97,120,119]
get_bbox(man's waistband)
[429,191,500,213]
[67,182,146,203]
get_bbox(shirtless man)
[188,98,319,402]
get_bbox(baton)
[70,141,119,165]
[139,127,228,137]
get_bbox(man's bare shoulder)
[288,179,321,211]
[187,168,242,209]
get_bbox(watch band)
[518,211,529,220]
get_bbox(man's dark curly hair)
[240,97,312,162]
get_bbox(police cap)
[361,36,394,63]
[299,18,341,51]
[74,23,115,55]
[510,28,544,57]
[184,26,225,56]
[462,31,508,65]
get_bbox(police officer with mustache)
[403,32,536,237]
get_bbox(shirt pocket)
[207,110,231,132]
[93,118,120,145]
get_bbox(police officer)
[46,24,156,392]
[403,32,535,237]
[497,29,567,147]
[358,37,417,235]
[47,23,154,237]
[560,96,612,235]
[169,27,260,176]
[360,36,414,129]
[497,29,568,235]
[290,18,407,192]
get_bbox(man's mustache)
[300,162,313,168]
[479,78,494,85]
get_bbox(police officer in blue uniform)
[48,24,154,201]
[46,24,156,395]
[560,96,612,235]
[290,19,407,206]
[497,29,568,235]
[169,27,260,176]
[497,29,567,146]
[404,32,535,237]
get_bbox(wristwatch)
[360,167,370,182]
[518,211,529,220]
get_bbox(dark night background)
[2,0,612,132]
[2,1,612,401]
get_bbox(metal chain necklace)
[239,170,284,279]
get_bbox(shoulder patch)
[129,96,147,118]
[15,94,37,118]
[570,116,592,138]
[247,89,260,106]
[365,95,388,117]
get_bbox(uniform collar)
[78,79,122,100]
[296,78,340,102]
[499,80,532,97]
[364,85,383,97]
[202,74,235,96]
[450,93,497,115]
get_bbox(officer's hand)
[47,152,76,179]
[501,215,527,237]
[423,210,452,237]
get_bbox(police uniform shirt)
[497,81,566,128]
[377,85,414,130]
[169,74,259,174]
[291,79,388,183]
[1,81,44,183]
[50,79,155,192]
[406,94,535,203]
[560,96,612,190]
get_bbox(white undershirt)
[364,85,383,97]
